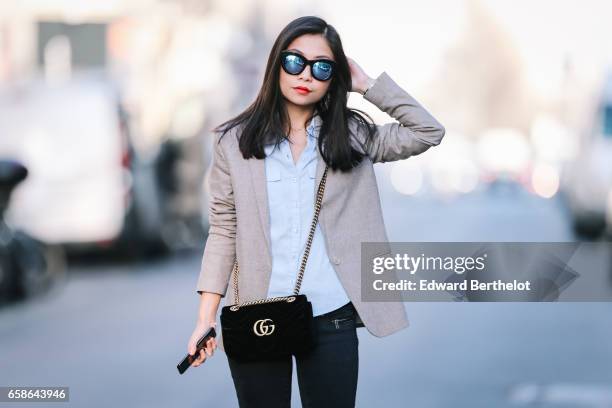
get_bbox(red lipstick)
[293,86,311,95]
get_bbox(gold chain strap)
[229,165,329,312]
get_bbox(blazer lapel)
[247,156,272,269]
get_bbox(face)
[279,34,334,108]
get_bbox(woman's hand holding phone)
[188,321,218,367]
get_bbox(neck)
[285,102,315,134]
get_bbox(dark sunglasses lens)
[282,54,305,74]
[313,61,333,80]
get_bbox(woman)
[187,15,445,407]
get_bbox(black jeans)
[226,301,360,408]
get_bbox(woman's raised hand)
[347,56,374,95]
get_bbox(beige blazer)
[196,71,446,352]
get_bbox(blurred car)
[560,70,612,238]
[0,71,168,255]
[0,160,66,303]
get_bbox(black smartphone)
[177,326,217,375]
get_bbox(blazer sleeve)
[351,71,446,163]
[196,131,237,297]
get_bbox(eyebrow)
[288,48,333,60]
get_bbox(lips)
[294,86,311,94]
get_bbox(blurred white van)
[0,72,165,253]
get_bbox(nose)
[298,65,313,81]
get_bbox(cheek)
[279,70,295,95]
[314,84,331,99]
[278,73,291,97]
[278,70,289,89]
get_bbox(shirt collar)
[307,113,322,138]
[264,112,322,152]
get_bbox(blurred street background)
[1,0,612,407]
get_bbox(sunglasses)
[280,50,336,81]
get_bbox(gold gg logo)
[253,319,275,336]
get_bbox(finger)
[196,349,206,365]
[190,348,199,363]
[196,348,206,364]
[192,351,200,367]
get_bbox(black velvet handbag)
[220,165,329,362]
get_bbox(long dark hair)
[213,15,377,172]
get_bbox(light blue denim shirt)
[263,114,350,316]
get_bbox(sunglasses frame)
[280,50,336,81]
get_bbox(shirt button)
[291,177,297,182]
[331,257,340,265]
[293,227,298,233]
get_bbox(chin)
[286,97,316,106]
[291,93,321,105]
[295,100,316,106]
